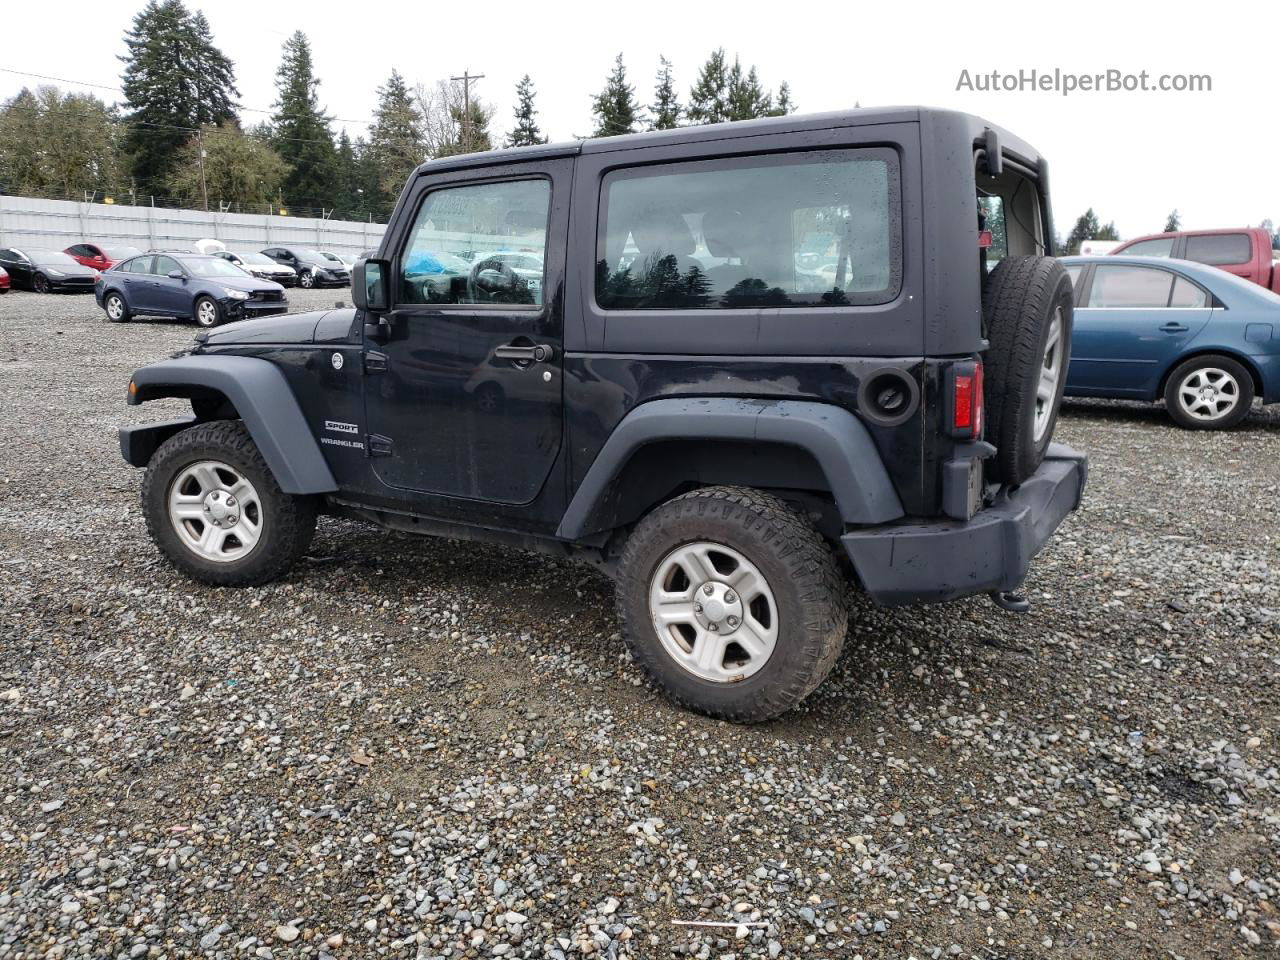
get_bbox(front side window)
[597,149,900,310]
[399,178,550,306]
[1087,265,1174,308]
[1122,237,1175,258]
[1185,233,1250,266]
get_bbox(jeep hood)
[199,308,357,346]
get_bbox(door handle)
[1159,322,1189,333]
[495,343,556,363]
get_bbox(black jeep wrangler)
[121,107,1086,722]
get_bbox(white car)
[320,251,356,270]
[214,251,298,287]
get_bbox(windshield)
[185,257,255,278]
[104,246,142,260]
[33,251,79,267]
[297,249,327,264]
[321,251,344,262]
[234,252,276,265]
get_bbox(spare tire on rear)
[982,256,1074,485]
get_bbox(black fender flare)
[556,397,904,539]
[123,355,337,495]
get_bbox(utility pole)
[450,69,485,152]
[197,128,209,211]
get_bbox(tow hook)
[988,589,1031,613]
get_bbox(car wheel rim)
[168,460,263,563]
[647,541,778,683]
[197,301,217,326]
[1033,306,1064,444]
[1177,367,1240,421]
[301,272,313,287]
[34,275,48,293]
[107,297,123,319]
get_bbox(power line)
[0,65,375,126]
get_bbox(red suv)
[64,243,144,272]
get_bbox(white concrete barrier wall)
[0,196,387,258]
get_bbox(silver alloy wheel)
[647,541,779,683]
[106,295,124,320]
[300,271,315,288]
[1177,366,1240,422]
[167,460,264,563]
[1033,306,1065,443]
[196,299,219,327]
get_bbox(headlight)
[223,288,250,300]
[46,269,65,277]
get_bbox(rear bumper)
[842,443,1088,606]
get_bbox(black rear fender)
[557,398,904,539]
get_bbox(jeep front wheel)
[141,421,317,587]
[615,486,848,722]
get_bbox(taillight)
[951,360,984,439]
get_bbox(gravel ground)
[1,288,1277,960]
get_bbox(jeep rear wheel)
[141,421,317,587]
[616,486,848,723]
[982,256,1074,485]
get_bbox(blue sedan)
[95,253,289,329]
[1060,255,1280,429]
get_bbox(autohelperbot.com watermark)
[956,68,1212,96]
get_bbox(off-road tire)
[616,486,848,723]
[1163,354,1254,430]
[983,256,1074,485]
[104,291,130,323]
[141,420,317,587]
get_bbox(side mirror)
[167,270,184,280]
[353,258,389,312]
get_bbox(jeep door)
[1067,263,1212,397]
[362,158,571,516]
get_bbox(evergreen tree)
[272,31,338,211]
[592,54,642,137]
[506,75,546,147]
[1096,220,1119,241]
[367,70,425,208]
[726,59,772,121]
[1064,208,1101,254]
[120,0,238,189]
[770,82,796,116]
[687,48,729,125]
[650,56,681,130]
[1163,209,1181,232]
[448,98,493,155]
[332,129,361,215]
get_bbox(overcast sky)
[3,0,1276,237]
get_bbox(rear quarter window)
[1185,233,1251,266]
[596,148,901,310]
